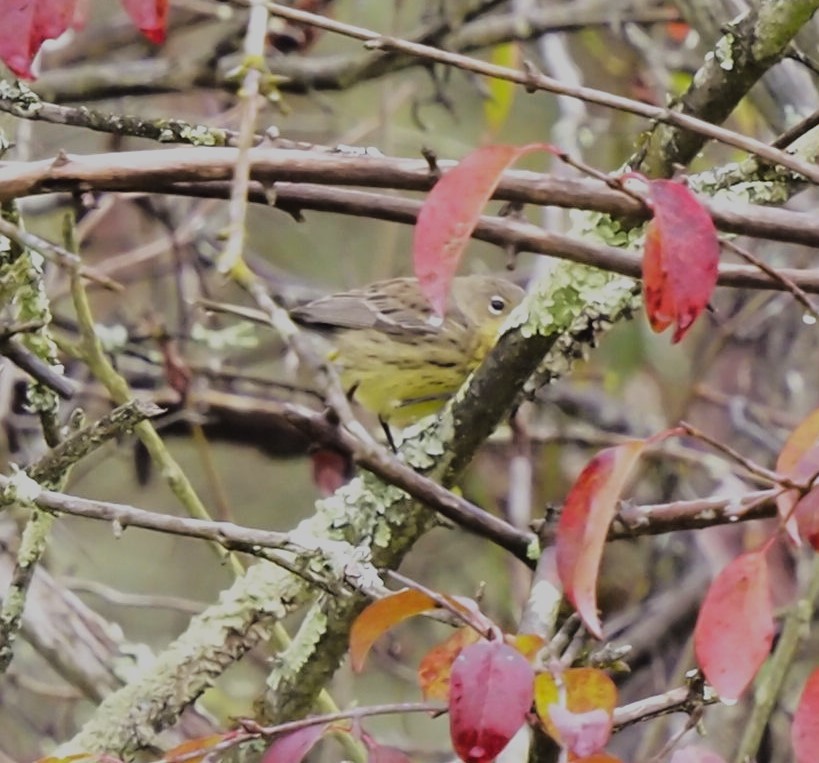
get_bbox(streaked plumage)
[290,275,525,424]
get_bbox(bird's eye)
[488,296,507,315]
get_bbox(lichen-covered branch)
[68,271,244,577]
[638,0,819,177]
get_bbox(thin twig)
[0,217,121,291]
[721,238,819,321]
[680,421,781,485]
[264,1,819,184]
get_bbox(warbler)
[290,275,525,424]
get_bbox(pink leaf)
[449,641,534,763]
[639,178,719,343]
[413,143,552,316]
[261,723,328,763]
[694,550,774,701]
[547,705,611,759]
[0,0,78,78]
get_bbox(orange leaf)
[694,550,773,701]
[509,633,546,661]
[778,408,819,474]
[163,734,238,763]
[792,668,819,763]
[413,143,553,315]
[556,440,648,637]
[350,589,437,672]
[640,179,719,343]
[665,21,691,44]
[534,668,617,759]
[535,668,617,742]
[418,626,482,701]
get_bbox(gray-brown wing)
[291,284,445,336]
[290,292,382,331]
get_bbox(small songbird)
[290,275,525,425]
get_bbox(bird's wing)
[292,290,445,336]
[290,293,381,331]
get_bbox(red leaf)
[640,178,719,343]
[449,641,534,763]
[261,723,328,763]
[349,589,438,672]
[694,550,774,701]
[792,667,819,763]
[120,0,168,44]
[0,0,78,78]
[310,448,352,496]
[556,440,648,638]
[413,143,552,315]
[670,746,728,763]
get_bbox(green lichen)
[165,122,227,147]
[714,34,736,71]
[268,605,329,684]
[317,473,408,550]
[0,79,43,117]
[0,216,62,416]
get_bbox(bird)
[290,274,525,426]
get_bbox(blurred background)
[1,1,818,760]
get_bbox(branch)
[6,150,819,300]
[29,1,675,102]
[734,553,819,761]
[0,401,160,674]
[4,146,819,247]
[639,0,819,177]
[68,270,244,576]
[263,2,819,182]
[0,538,126,702]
